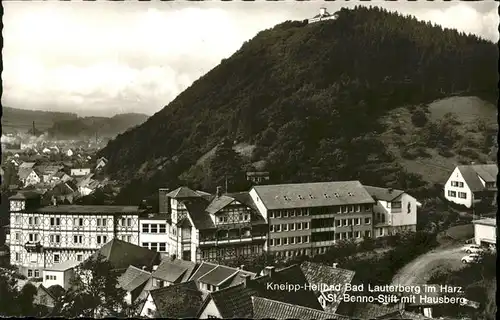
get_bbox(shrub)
[411,109,428,127]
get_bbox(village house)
[140,281,203,318]
[246,171,270,184]
[444,164,497,208]
[188,261,256,295]
[18,162,41,187]
[117,265,152,305]
[95,157,108,171]
[70,168,92,177]
[364,186,421,237]
[147,258,198,290]
[33,284,65,314]
[42,260,80,290]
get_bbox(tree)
[52,255,138,318]
[0,267,38,316]
[207,138,247,192]
[1,164,20,191]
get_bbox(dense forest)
[98,6,498,205]
[47,113,149,138]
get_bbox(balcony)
[199,234,254,246]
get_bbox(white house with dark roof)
[249,181,375,257]
[364,186,420,237]
[473,218,496,248]
[42,260,80,290]
[444,164,497,208]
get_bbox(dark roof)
[152,259,198,283]
[183,199,216,229]
[201,264,322,318]
[457,164,498,191]
[90,239,160,271]
[166,187,201,199]
[299,261,355,313]
[189,261,219,281]
[150,281,203,318]
[198,266,240,286]
[46,285,65,300]
[118,265,151,292]
[205,195,235,214]
[377,310,430,320]
[252,181,375,210]
[363,186,405,202]
[246,171,269,176]
[252,296,349,320]
[351,302,400,319]
[9,191,42,200]
[34,205,143,214]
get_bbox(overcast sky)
[2,1,498,117]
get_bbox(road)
[391,244,465,286]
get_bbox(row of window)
[27,269,40,278]
[25,217,118,227]
[450,181,464,188]
[447,191,467,199]
[336,218,371,227]
[216,214,250,224]
[270,222,309,232]
[141,242,168,252]
[45,275,57,280]
[53,253,83,263]
[269,204,371,219]
[142,223,167,234]
[270,235,310,246]
[26,233,110,245]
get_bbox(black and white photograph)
[0,0,497,319]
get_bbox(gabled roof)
[252,181,375,210]
[189,261,219,281]
[363,186,405,202]
[205,195,236,214]
[44,260,80,271]
[198,266,240,287]
[152,259,198,283]
[90,239,160,271]
[183,199,216,229]
[299,261,355,313]
[19,162,36,169]
[150,281,203,318]
[18,168,36,180]
[199,264,322,318]
[166,187,201,199]
[457,164,498,192]
[251,296,349,320]
[117,265,151,293]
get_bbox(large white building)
[444,164,497,209]
[473,218,496,248]
[139,215,177,258]
[364,186,420,237]
[7,191,145,278]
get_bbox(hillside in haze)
[47,113,149,138]
[98,6,498,205]
[1,107,78,134]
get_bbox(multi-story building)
[139,215,177,258]
[7,191,145,278]
[444,164,497,209]
[249,181,375,258]
[365,186,420,237]
[155,187,268,263]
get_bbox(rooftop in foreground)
[35,205,143,214]
[473,218,496,227]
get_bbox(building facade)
[250,181,376,258]
[139,216,177,258]
[444,164,497,208]
[7,192,144,278]
[365,186,419,237]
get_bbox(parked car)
[461,244,484,254]
[461,253,482,264]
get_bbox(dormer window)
[309,194,315,199]
[324,193,330,198]
[283,195,290,201]
[298,195,304,200]
[334,193,340,197]
[347,192,353,196]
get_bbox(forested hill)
[98,6,498,205]
[47,113,149,138]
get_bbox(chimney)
[242,274,251,288]
[263,266,275,277]
[159,188,171,216]
[319,7,326,16]
[332,263,338,268]
[153,265,158,271]
[216,186,223,197]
